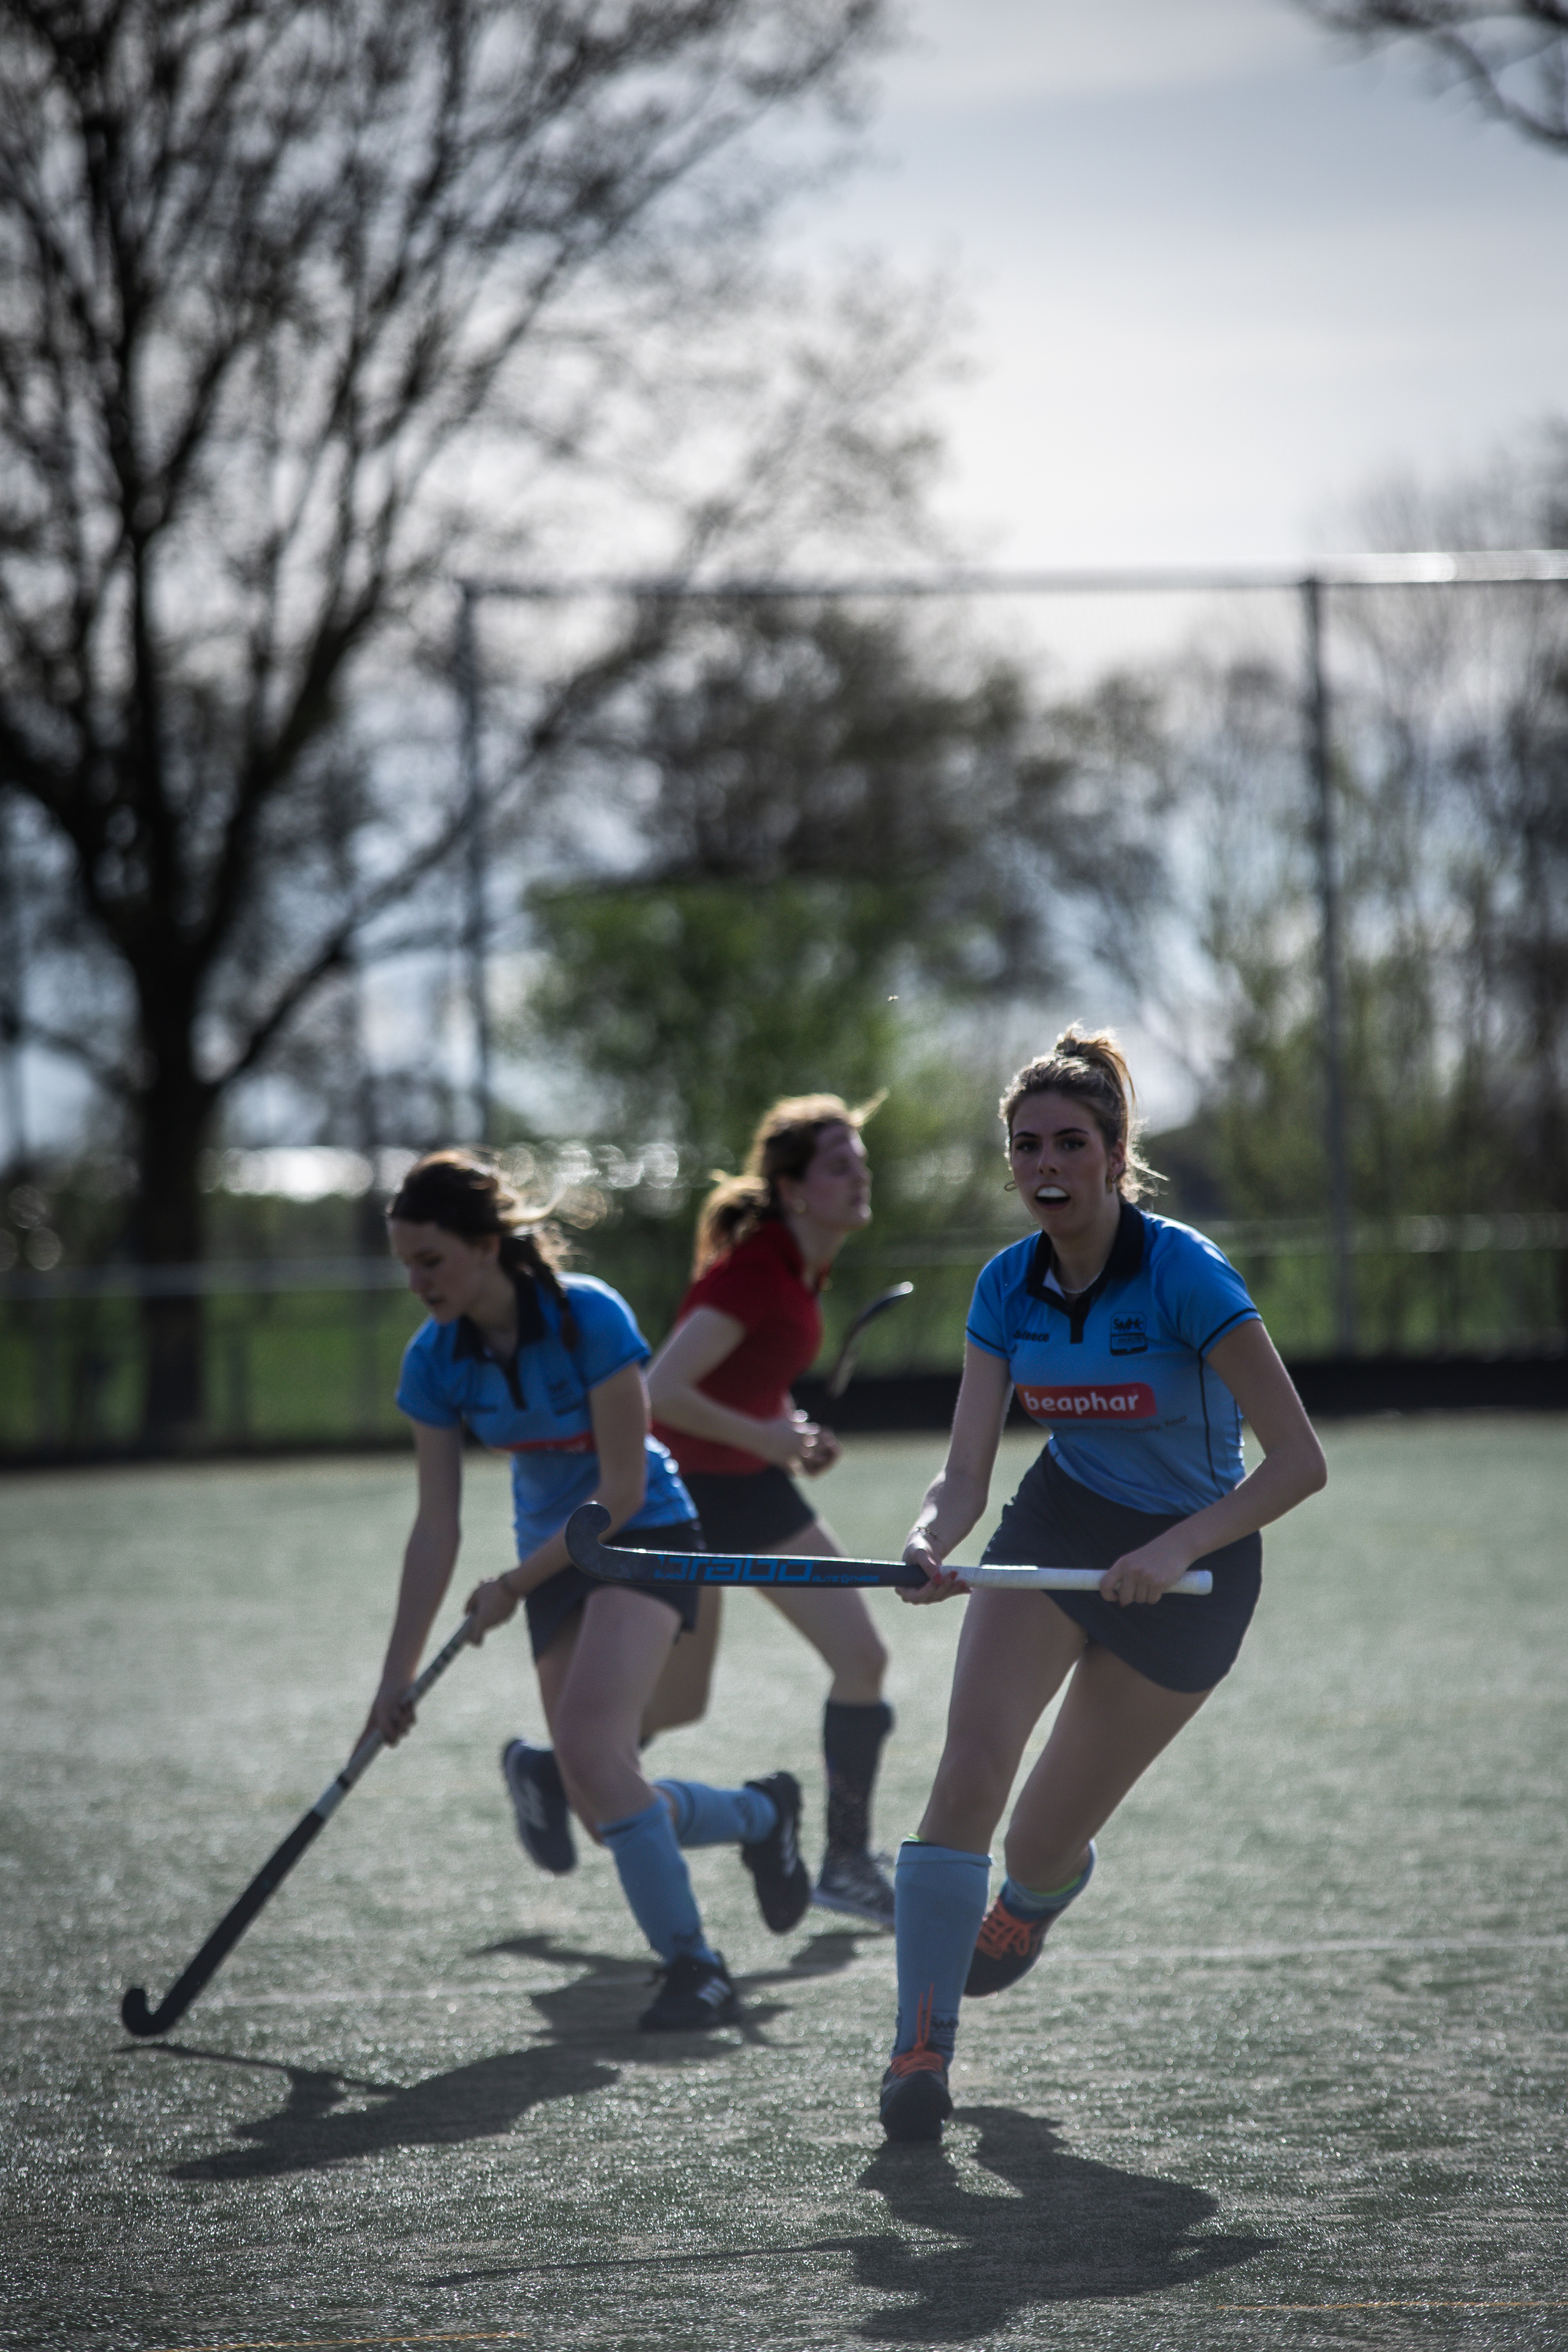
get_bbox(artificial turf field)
[2,1418,1566,2352]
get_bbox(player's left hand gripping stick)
[564,1504,1214,1595]
[119,1610,477,2038]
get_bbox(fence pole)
[0,791,28,1173]
[456,583,492,1145]
[1302,575,1355,1354]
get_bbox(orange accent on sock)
[888,1984,949,2078]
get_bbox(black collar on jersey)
[452,1270,549,1406]
[1024,1196,1146,1344]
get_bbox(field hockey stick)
[119,1610,477,2038]
[565,1504,1213,1595]
[822,1282,914,1399]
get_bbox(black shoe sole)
[964,1948,1044,1998]
[499,1741,577,1876]
[639,1992,741,2032]
[742,1773,811,1933]
[880,2069,953,2143]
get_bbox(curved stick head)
[564,1501,613,1574]
[826,1282,915,1399]
[120,1986,162,2038]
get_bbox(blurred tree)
[1298,3,1568,151]
[529,879,902,1165]
[0,0,891,1436]
[522,597,1170,1168]
[1156,459,1568,1341]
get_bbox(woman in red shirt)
[502,1094,900,1922]
[641,1094,898,1925]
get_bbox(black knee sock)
[822,1699,894,1859]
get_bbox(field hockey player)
[506,1095,901,1926]
[371,1151,810,2034]
[879,1029,1327,2141]
[648,1094,904,1926]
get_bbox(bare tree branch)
[0,0,895,1430]
[1298,2,1568,149]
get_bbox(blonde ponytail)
[691,1091,884,1275]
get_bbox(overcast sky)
[786,0,1568,568]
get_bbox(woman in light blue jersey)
[367,1152,810,2034]
[878,1029,1327,2142]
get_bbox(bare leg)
[1002,1643,1212,1889]
[919,1591,1090,1853]
[760,1517,888,1704]
[639,1588,723,1743]
[546,1587,681,1833]
[534,1610,580,1737]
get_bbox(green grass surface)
[2,1421,1566,2350]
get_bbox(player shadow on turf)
[151,2040,616,2182]
[846,2105,1276,2339]
[152,1942,792,2183]
[475,1926,853,2029]
[474,1924,865,1982]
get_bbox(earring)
[1003,1179,1016,1192]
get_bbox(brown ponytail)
[999,1026,1160,1202]
[387,1149,579,1348]
[691,1092,884,1276]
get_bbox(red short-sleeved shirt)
[652,1217,823,1475]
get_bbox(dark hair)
[692,1092,883,1276]
[999,1025,1159,1203]
[387,1149,579,1347]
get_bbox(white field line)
[6,1931,1567,2031]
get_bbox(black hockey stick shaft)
[119,1610,475,2038]
[567,1502,924,1590]
[564,1504,1214,1598]
[822,1282,913,1400]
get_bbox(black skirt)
[524,1519,705,1661]
[980,1450,1261,1693]
[677,1465,818,1552]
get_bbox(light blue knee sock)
[601,1798,717,1964]
[654,1779,778,1849]
[998,1840,1096,1922]
[891,1838,992,2064]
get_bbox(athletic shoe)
[812,1848,896,1929]
[739,1772,811,1933]
[963,1900,1052,1997]
[880,2049,953,2142]
[964,1843,1095,1997]
[639,1951,739,2032]
[880,1987,953,2142]
[500,1738,576,1875]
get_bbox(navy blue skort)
[524,1519,705,1661]
[678,1465,817,1552]
[979,1450,1261,1693]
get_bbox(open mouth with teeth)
[1035,1186,1069,1204]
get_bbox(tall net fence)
[2,1191,1563,1459]
[3,557,1565,1458]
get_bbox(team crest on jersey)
[1109,1312,1148,1356]
[1015,1381,1156,1422]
